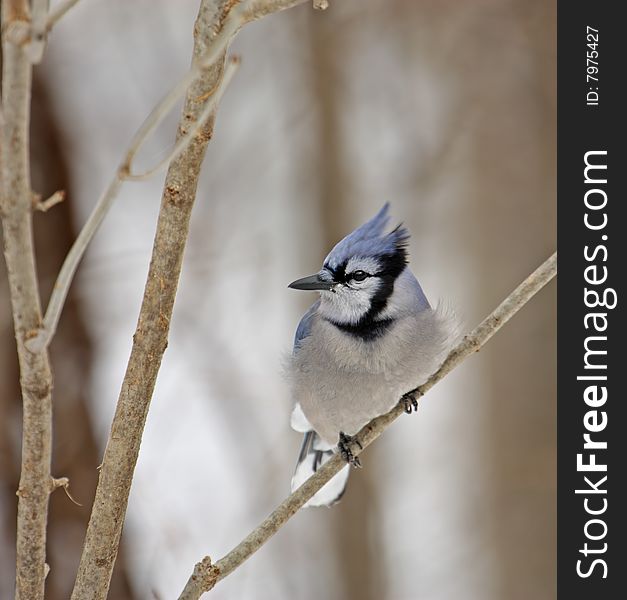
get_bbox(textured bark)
[68,3,223,597]
[0,40,136,600]
[70,2,309,598]
[31,76,136,600]
[0,264,21,599]
[1,2,53,598]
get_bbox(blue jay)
[287,204,457,507]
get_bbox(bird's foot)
[338,432,362,468]
[401,390,421,414]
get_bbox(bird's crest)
[324,203,409,270]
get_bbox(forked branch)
[27,0,312,353]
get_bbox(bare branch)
[33,189,66,212]
[26,45,232,350]
[68,1,310,598]
[1,1,53,598]
[178,252,557,599]
[122,54,241,182]
[27,0,309,353]
[46,0,82,31]
[25,177,122,352]
[26,0,48,63]
[50,476,82,506]
[179,557,220,600]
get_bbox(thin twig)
[118,2,248,176]
[24,49,232,351]
[33,189,66,212]
[178,252,557,599]
[25,177,122,352]
[25,49,235,352]
[122,55,241,181]
[27,0,308,353]
[26,0,48,63]
[1,1,54,599]
[46,0,82,31]
[50,476,82,506]
[69,1,310,599]
[179,557,219,600]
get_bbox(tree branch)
[26,0,48,63]
[178,251,557,599]
[1,1,53,598]
[26,0,310,353]
[68,1,311,598]
[46,0,82,31]
[122,54,241,182]
[25,50,237,353]
[33,189,65,212]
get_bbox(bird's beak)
[288,273,335,291]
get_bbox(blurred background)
[0,0,556,598]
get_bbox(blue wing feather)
[293,300,320,352]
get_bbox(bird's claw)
[338,432,362,468]
[401,390,421,414]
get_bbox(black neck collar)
[326,317,394,342]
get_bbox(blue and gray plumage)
[287,204,458,507]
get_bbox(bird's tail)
[291,431,350,507]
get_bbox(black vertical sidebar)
[558,2,626,598]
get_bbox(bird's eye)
[350,270,369,282]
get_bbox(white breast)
[288,304,457,446]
